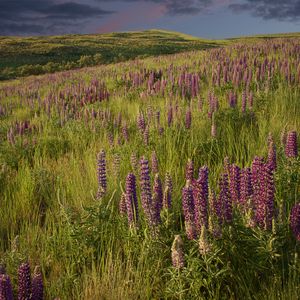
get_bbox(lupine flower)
[280,128,287,146]
[185,108,192,129]
[140,157,156,226]
[32,266,43,300]
[96,150,107,200]
[113,153,121,177]
[143,127,149,146]
[167,105,173,127]
[163,172,172,209]
[0,274,13,300]
[219,173,232,223]
[285,131,298,158]
[240,167,253,208]
[122,123,129,142]
[125,173,139,227]
[151,151,159,174]
[182,181,196,239]
[119,192,127,216]
[137,112,146,133]
[193,166,209,234]
[290,203,300,241]
[18,262,31,300]
[171,235,185,269]
[241,90,247,113]
[185,159,194,181]
[198,226,211,255]
[130,153,138,171]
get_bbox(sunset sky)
[1,0,299,38]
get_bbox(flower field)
[0,37,299,299]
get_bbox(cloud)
[0,0,113,35]
[229,0,300,21]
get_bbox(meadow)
[0,34,299,299]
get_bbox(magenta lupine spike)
[122,123,129,142]
[151,151,159,174]
[130,153,138,171]
[140,157,155,226]
[240,167,253,208]
[290,203,300,241]
[171,235,185,269]
[241,90,247,113]
[32,266,43,300]
[163,172,173,209]
[229,164,241,203]
[0,274,13,300]
[96,150,107,200]
[185,159,194,181]
[119,193,127,216]
[267,133,277,171]
[137,112,146,133]
[285,131,298,158]
[167,105,173,127]
[18,262,31,300]
[143,127,149,146]
[182,181,196,239]
[125,173,139,227]
[193,166,209,234]
[152,174,163,223]
[185,108,192,129]
[219,173,232,223]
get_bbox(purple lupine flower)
[0,274,13,300]
[240,167,253,208]
[32,266,43,300]
[122,123,129,142]
[257,163,275,230]
[163,172,172,209]
[182,181,196,239]
[119,193,127,216]
[130,153,138,171]
[151,151,159,174]
[18,262,31,300]
[125,173,139,227]
[167,105,173,127]
[267,133,277,171]
[152,174,163,224]
[139,157,155,226]
[137,112,146,133]
[285,131,298,158]
[185,108,192,129]
[185,159,194,181]
[248,91,254,109]
[96,150,107,199]
[193,166,209,234]
[228,164,241,203]
[241,90,247,113]
[113,153,121,177]
[290,203,300,241]
[143,127,149,146]
[219,173,232,223]
[171,235,185,269]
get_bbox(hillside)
[0,29,224,81]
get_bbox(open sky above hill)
[0,0,299,38]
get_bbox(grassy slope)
[0,29,224,80]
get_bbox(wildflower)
[171,235,185,269]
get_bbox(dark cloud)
[0,0,113,35]
[229,0,300,21]
[95,0,212,15]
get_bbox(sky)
[0,0,299,38]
